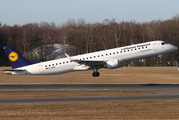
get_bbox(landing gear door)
[153,43,158,51]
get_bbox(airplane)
[3,40,178,77]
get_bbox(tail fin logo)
[9,52,18,62]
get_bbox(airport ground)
[1,101,179,119]
[1,67,179,84]
[0,67,179,119]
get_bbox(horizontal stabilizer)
[3,69,26,71]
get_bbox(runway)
[0,84,179,104]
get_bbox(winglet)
[64,53,78,62]
[64,53,70,58]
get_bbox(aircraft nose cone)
[174,46,178,50]
[170,44,178,51]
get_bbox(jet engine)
[104,59,123,69]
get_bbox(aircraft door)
[153,43,158,51]
[38,65,43,73]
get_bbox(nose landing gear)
[92,69,100,77]
[158,55,163,63]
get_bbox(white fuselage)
[11,40,178,75]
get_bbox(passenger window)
[94,56,96,58]
[113,52,115,54]
[106,54,108,56]
[90,57,92,59]
[45,65,47,67]
[56,63,58,65]
[138,48,140,50]
[67,61,68,63]
[49,65,51,66]
[63,62,65,64]
[98,55,100,57]
[52,64,54,66]
[128,50,129,52]
[124,51,126,52]
[120,51,122,53]
[59,63,61,64]
[117,52,119,54]
[83,58,85,60]
[101,55,103,57]
[110,53,111,55]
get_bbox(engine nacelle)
[104,59,123,69]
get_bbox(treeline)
[1,15,179,67]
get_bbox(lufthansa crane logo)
[9,52,18,62]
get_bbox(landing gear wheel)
[92,72,100,77]
[92,69,100,77]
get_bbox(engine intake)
[105,59,123,69]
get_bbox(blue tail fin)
[3,45,36,69]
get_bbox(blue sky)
[1,0,179,26]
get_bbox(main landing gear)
[92,69,100,77]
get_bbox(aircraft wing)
[71,59,106,66]
[64,53,106,66]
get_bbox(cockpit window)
[161,42,168,45]
[162,42,165,45]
